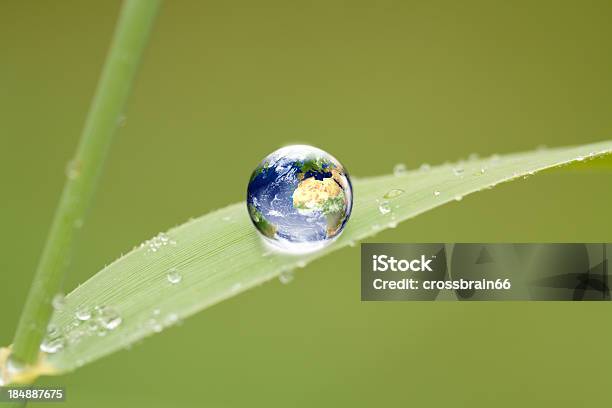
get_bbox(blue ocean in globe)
[247,145,353,252]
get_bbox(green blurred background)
[1,0,611,406]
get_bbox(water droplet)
[65,159,81,180]
[46,324,59,337]
[231,282,242,292]
[52,293,65,310]
[149,318,163,333]
[419,163,431,172]
[95,306,122,330]
[296,260,307,268]
[452,167,464,176]
[75,308,91,321]
[383,189,405,199]
[85,319,100,334]
[433,190,441,197]
[40,336,64,354]
[142,232,177,253]
[393,163,407,176]
[279,270,294,284]
[454,195,463,202]
[388,221,398,228]
[152,309,161,316]
[222,216,232,221]
[576,156,585,162]
[378,200,391,215]
[167,268,182,284]
[480,167,486,174]
[164,313,179,326]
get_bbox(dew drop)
[149,318,163,333]
[164,313,179,326]
[96,306,122,330]
[433,190,441,197]
[52,293,65,311]
[40,336,65,354]
[231,282,242,292]
[279,270,295,284]
[46,324,59,338]
[452,167,464,176]
[393,163,407,176]
[454,195,463,202]
[419,163,431,172]
[383,189,405,199]
[388,221,398,228]
[75,308,92,321]
[167,268,182,284]
[378,200,391,215]
[85,319,99,334]
[142,232,177,253]
[222,216,232,221]
[576,156,585,162]
[152,309,161,317]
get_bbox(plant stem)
[11,0,162,365]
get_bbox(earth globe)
[247,145,353,253]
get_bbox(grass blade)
[8,0,161,369]
[5,140,611,381]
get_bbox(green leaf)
[17,141,612,377]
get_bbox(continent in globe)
[247,145,353,252]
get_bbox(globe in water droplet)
[247,145,353,253]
